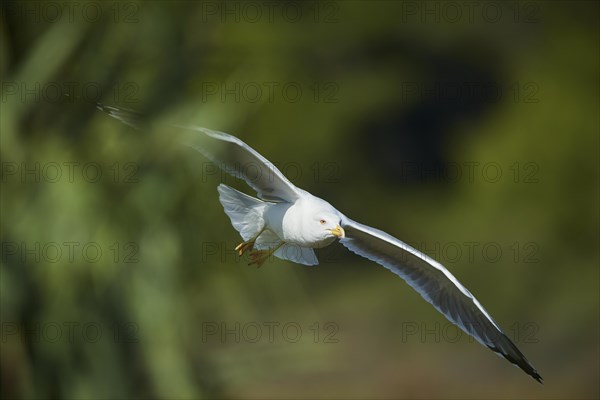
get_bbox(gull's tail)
[217,184,267,241]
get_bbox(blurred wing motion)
[97,103,302,202]
[339,216,543,383]
[97,103,144,129]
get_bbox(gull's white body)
[266,194,340,247]
[99,104,543,383]
[217,184,341,266]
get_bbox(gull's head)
[313,212,345,241]
[297,196,345,245]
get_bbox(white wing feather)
[96,104,302,202]
[181,126,303,202]
[339,216,542,383]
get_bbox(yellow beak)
[329,225,345,239]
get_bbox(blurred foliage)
[1,1,599,399]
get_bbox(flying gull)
[99,104,543,383]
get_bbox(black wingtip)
[517,358,543,384]
[487,339,543,384]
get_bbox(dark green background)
[1,1,598,399]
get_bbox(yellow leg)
[248,243,284,268]
[234,241,254,256]
[234,228,265,256]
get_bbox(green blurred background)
[1,1,598,399]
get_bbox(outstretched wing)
[180,126,302,202]
[98,104,302,202]
[339,216,543,383]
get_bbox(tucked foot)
[247,243,283,268]
[248,250,272,268]
[235,240,255,256]
[235,228,266,256]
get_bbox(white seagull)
[99,104,543,383]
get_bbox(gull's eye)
[319,219,326,225]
